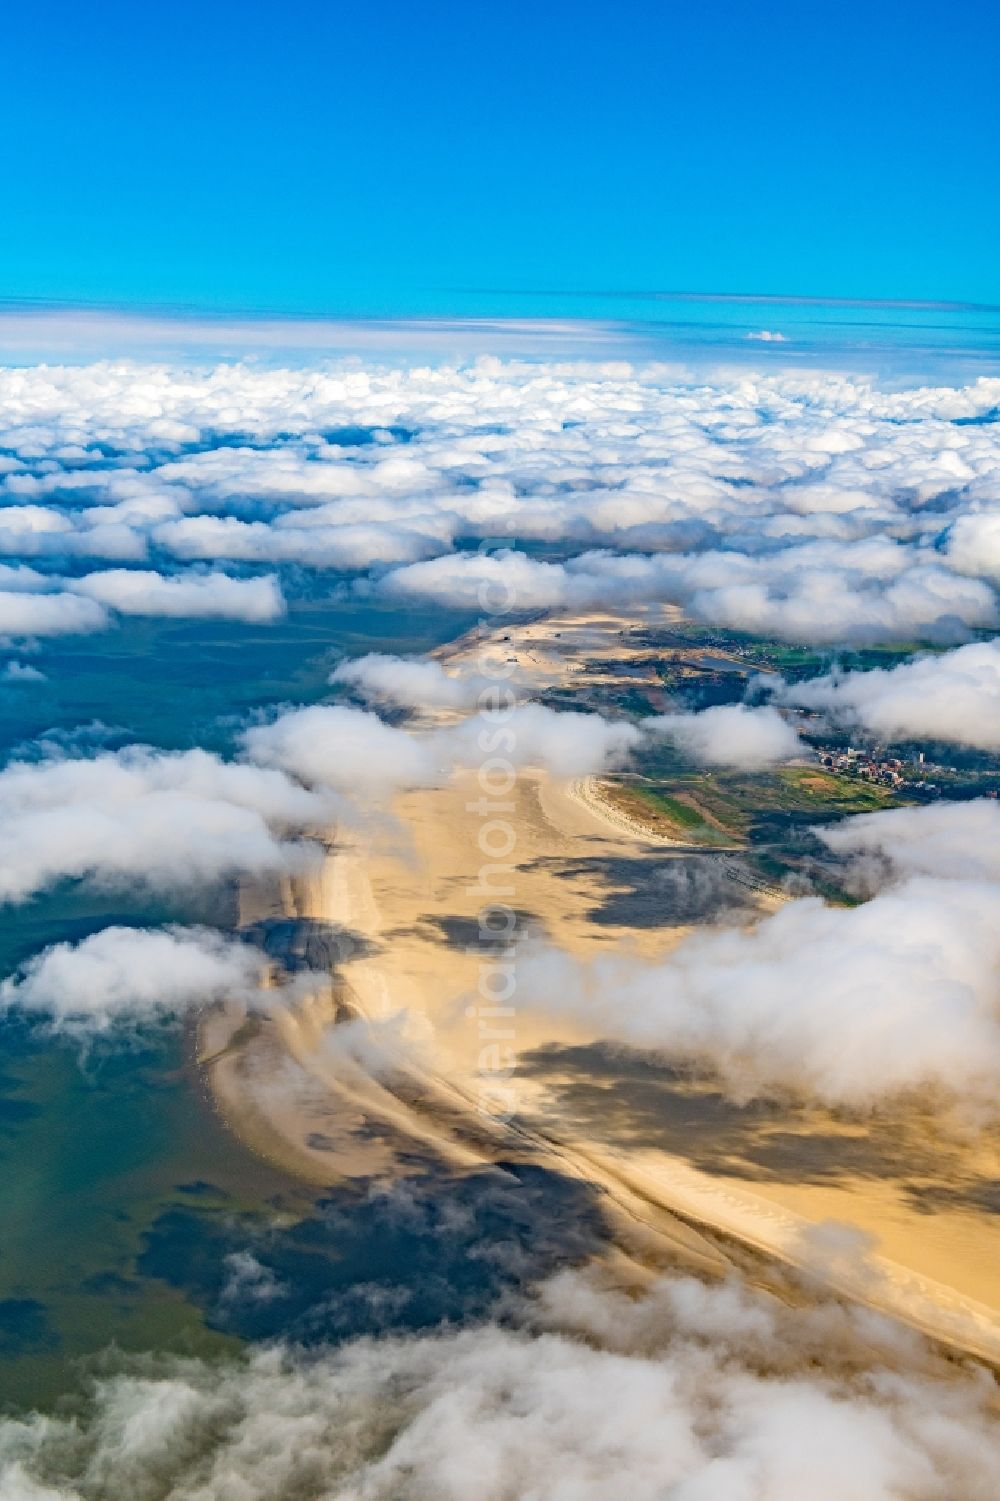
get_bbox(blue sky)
[2,0,997,314]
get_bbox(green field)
[604,763,901,900]
[611,764,897,840]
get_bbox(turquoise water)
[0,595,475,760]
[0,595,476,1407]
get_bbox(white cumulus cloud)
[0,747,337,904]
[645,703,805,767]
[68,568,285,622]
[782,639,1000,751]
[0,1266,996,1501]
[331,652,504,711]
[516,798,1000,1113]
[0,359,997,646]
[0,925,274,1038]
[244,700,641,792]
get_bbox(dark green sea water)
[0,593,476,1406]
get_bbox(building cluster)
[817,745,929,791]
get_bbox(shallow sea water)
[0,593,475,1406]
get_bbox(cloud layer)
[0,747,336,904]
[646,704,805,767]
[244,700,641,791]
[817,798,1000,885]
[331,652,512,711]
[782,639,1000,750]
[0,693,642,906]
[1,1267,996,1501]
[0,564,284,635]
[377,543,998,643]
[0,359,999,644]
[3,349,999,1495]
[518,800,1000,1112]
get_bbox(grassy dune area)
[602,766,899,881]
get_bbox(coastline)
[200,761,1000,1369]
[564,774,685,844]
[196,608,1000,1369]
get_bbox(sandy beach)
[195,610,1000,1365]
[201,726,1000,1367]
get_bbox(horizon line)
[454,288,1000,315]
[0,288,998,322]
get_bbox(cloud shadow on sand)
[518,1042,1000,1219]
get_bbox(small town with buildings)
[809,742,999,799]
[817,744,928,791]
